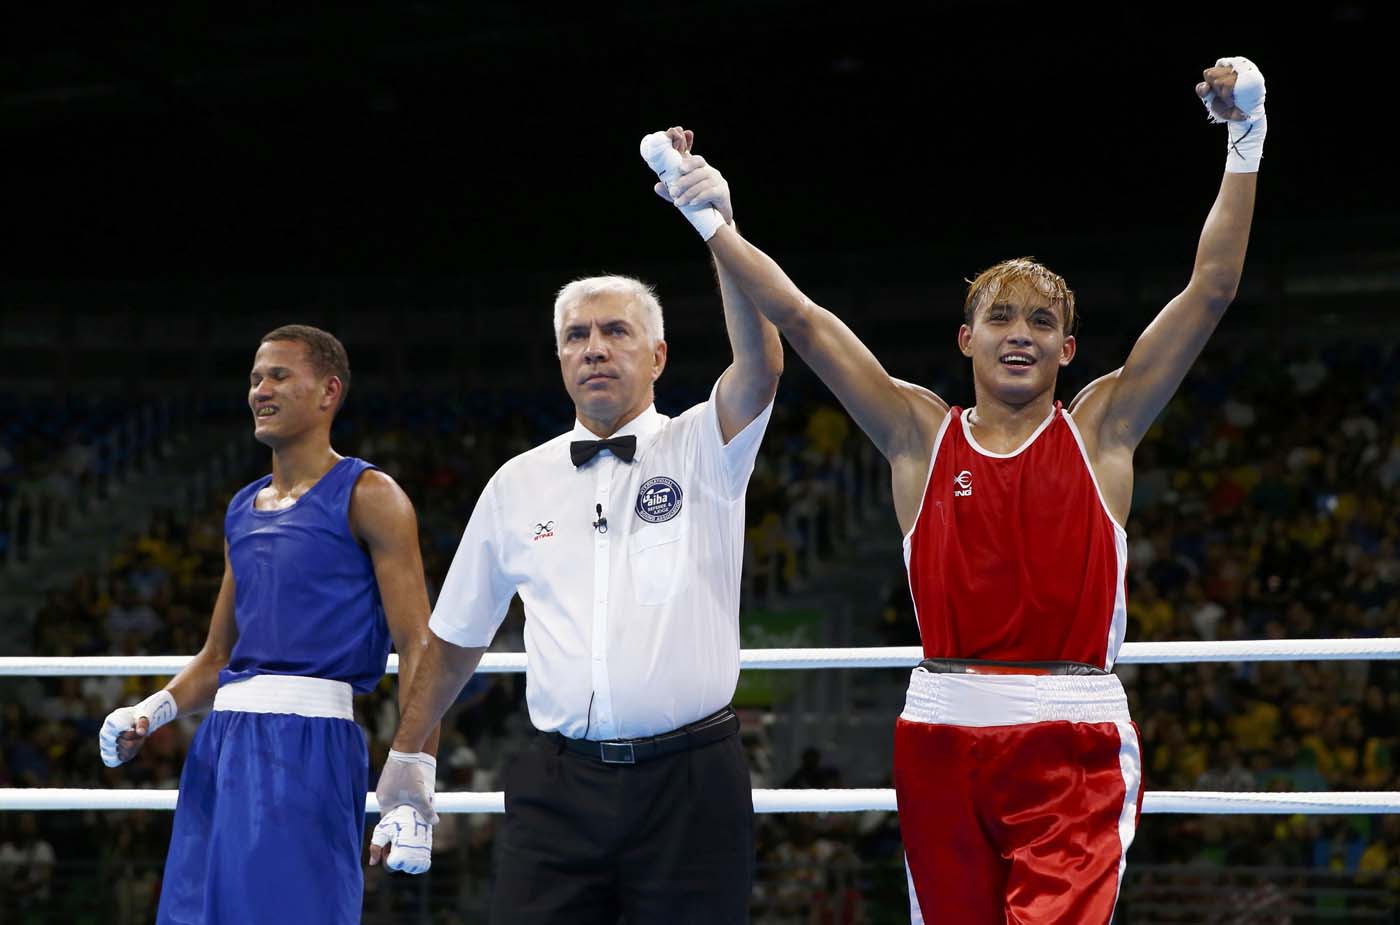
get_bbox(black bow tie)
[570,435,637,466]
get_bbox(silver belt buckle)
[599,741,636,764]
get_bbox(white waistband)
[899,669,1130,727]
[213,674,354,720]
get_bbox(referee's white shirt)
[429,380,773,740]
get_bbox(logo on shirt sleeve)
[953,470,973,498]
[533,520,555,540]
[635,477,683,523]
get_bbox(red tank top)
[903,403,1128,669]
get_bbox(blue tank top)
[219,457,392,694]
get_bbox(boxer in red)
[657,57,1267,922]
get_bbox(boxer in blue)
[98,324,440,924]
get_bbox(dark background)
[7,2,1396,282]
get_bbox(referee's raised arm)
[641,125,783,442]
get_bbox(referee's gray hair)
[553,275,665,354]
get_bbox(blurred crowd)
[0,398,183,570]
[1,343,1397,922]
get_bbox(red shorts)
[894,670,1143,924]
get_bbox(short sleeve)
[428,476,517,647]
[698,377,775,500]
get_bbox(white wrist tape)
[1203,56,1267,173]
[136,690,178,734]
[639,132,726,241]
[1224,114,1266,173]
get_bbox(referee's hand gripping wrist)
[375,749,437,822]
[370,750,437,874]
[641,126,732,239]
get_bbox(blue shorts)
[156,709,368,925]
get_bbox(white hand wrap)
[98,689,177,768]
[639,132,726,241]
[373,750,437,873]
[1203,56,1267,173]
[371,804,435,875]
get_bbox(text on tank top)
[903,404,1128,669]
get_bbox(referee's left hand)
[652,126,735,225]
[375,750,438,822]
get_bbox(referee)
[376,131,782,924]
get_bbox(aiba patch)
[635,476,683,523]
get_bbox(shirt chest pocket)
[627,518,686,606]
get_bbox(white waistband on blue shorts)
[899,668,1130,727]
[213,674,354,720]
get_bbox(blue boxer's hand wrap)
[371,804,434,874]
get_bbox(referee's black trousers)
[489,728,754,924]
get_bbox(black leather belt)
[918,658,1107,677]
[550,706,739,765]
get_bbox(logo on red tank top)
[953,469,973,498]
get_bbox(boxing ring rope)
[3,787,1399,815]
[3,637,1397,815]
[4,637,1400,677]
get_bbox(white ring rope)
[3,788,1397,815]
[4,639,1395,816]
[3,637,1399,677]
